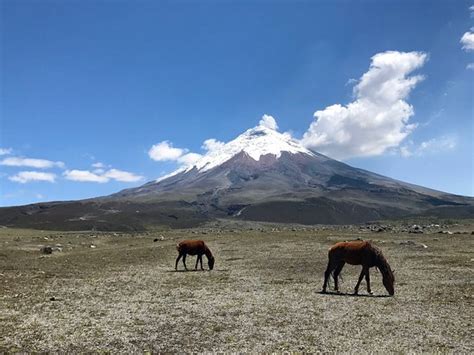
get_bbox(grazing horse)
[322,240,395,296]
[175,240,215,271]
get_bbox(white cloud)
[102,169,144,182]
[148,141,185,161]
[399,136,457,157]
[0,148,12,156]
[9,171,57,184]
[64,168,143,183]
[178,152,203,166]
[202,138,225,153]
[301,51,427,160]
[1,157,65,169]
[259,114,279,130]
[461,31,474,51]
[148,139,225,168]
[467,63,474,70]
[64,170,109,183]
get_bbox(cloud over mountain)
[301,51,427,160]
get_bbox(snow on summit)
[193,124,314,172]
[156,118,314,182]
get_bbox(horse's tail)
[176,243,181,252]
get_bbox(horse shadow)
[318,290,391,298]
[166,269,230,273]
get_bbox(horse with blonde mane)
[322,240,395,296]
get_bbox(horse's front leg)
[194,255,199,270]
[365,268,373,295]
[182,254,188,270]
[354,267,367,295]
[200,254,204,270]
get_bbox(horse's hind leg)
[354,266,368,295]
[195,255,199,270]
[175,254,182,270]
[333,262,345,293]
[322,260,336,293]
[365,268,372,294]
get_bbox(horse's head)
[208,255,215,270]
[381,266,395,296]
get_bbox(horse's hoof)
[368,291,373,295]
[321,289,327,294]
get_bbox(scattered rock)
[153,238,159,242]
[40,246,53,254]
[90,245,96,249]
[399,240,428,248]
[49,296,56,301]
[409,225,423,234]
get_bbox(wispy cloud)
[92,162,106,169]
[102,169,144,182]
[9,171,57,184]
[1,157,65,169]
[467,63,474,70]
[0,148,12,156]
[301,51,427,160]
[399,136,457,157]
[64,170,109,183]
[64,168,143,183]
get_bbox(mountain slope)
[1,124,472,230]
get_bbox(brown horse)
[175,240,215,271]
[322,240,395,296]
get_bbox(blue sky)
[1,0,473,207]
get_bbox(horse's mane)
[367,242,394,281]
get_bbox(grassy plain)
[0,221,473,352]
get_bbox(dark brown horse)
[322,240,395,296]
[175,240,215,271]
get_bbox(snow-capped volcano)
[158,123,314,181]
[191,125,314,172]
[2,122,472,231]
